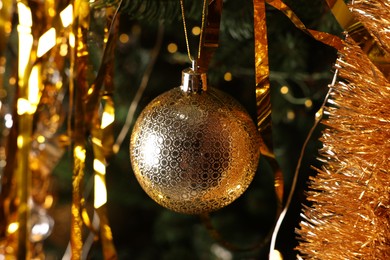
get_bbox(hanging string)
[179,0,211,67]
[179,0,194,62]
[197,0,208,60]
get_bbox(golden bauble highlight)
[130,69,261,214]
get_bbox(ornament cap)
[180,66,207,94]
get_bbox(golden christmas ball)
[130,68,261,214]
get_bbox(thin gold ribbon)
[0,0,12,89]
[196,0,223,73]
[261,2,344,257]
[71,0,91,258]
[0,0,16,251]
[324,0,355,30]
[89,4,121,258]
[91,97,117,259]
[253,0,284,216]
[266,0,344,50]
[85,2,121,124]
[12,0,48,258]
[256,0,354,215]
[16,2,35,257]
[254,0,271,137]
[71,1,120,258]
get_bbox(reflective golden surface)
[254,0,271,136]
[130,87,261,214]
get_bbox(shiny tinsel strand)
[351,0,390,53]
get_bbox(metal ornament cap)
[130,69,261,214]
[180,67,207,94]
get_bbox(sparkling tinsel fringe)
[296,34,390,259]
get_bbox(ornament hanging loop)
[192,59,198,72]
[179,0,223,73]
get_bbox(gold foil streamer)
[257,1,344,206]
[253,0,284,212]
[253,0,271,140]
[88,4,120,258]
[0,0,16,251]
[71,0,91,257]
[91,98,117,259]
[0,0,12,89]
[266,0,344,50]
[12,1,48,258]
[71,144,86,259]
[196,0,223,73]
[85,3,120,124]
[15,115,33,260]
[324,0,355,29]
[70,1,120,258]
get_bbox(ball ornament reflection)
[130,68,261,214]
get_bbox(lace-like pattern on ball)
[130,87,261,214]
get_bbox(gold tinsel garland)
[297,1,390,258]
